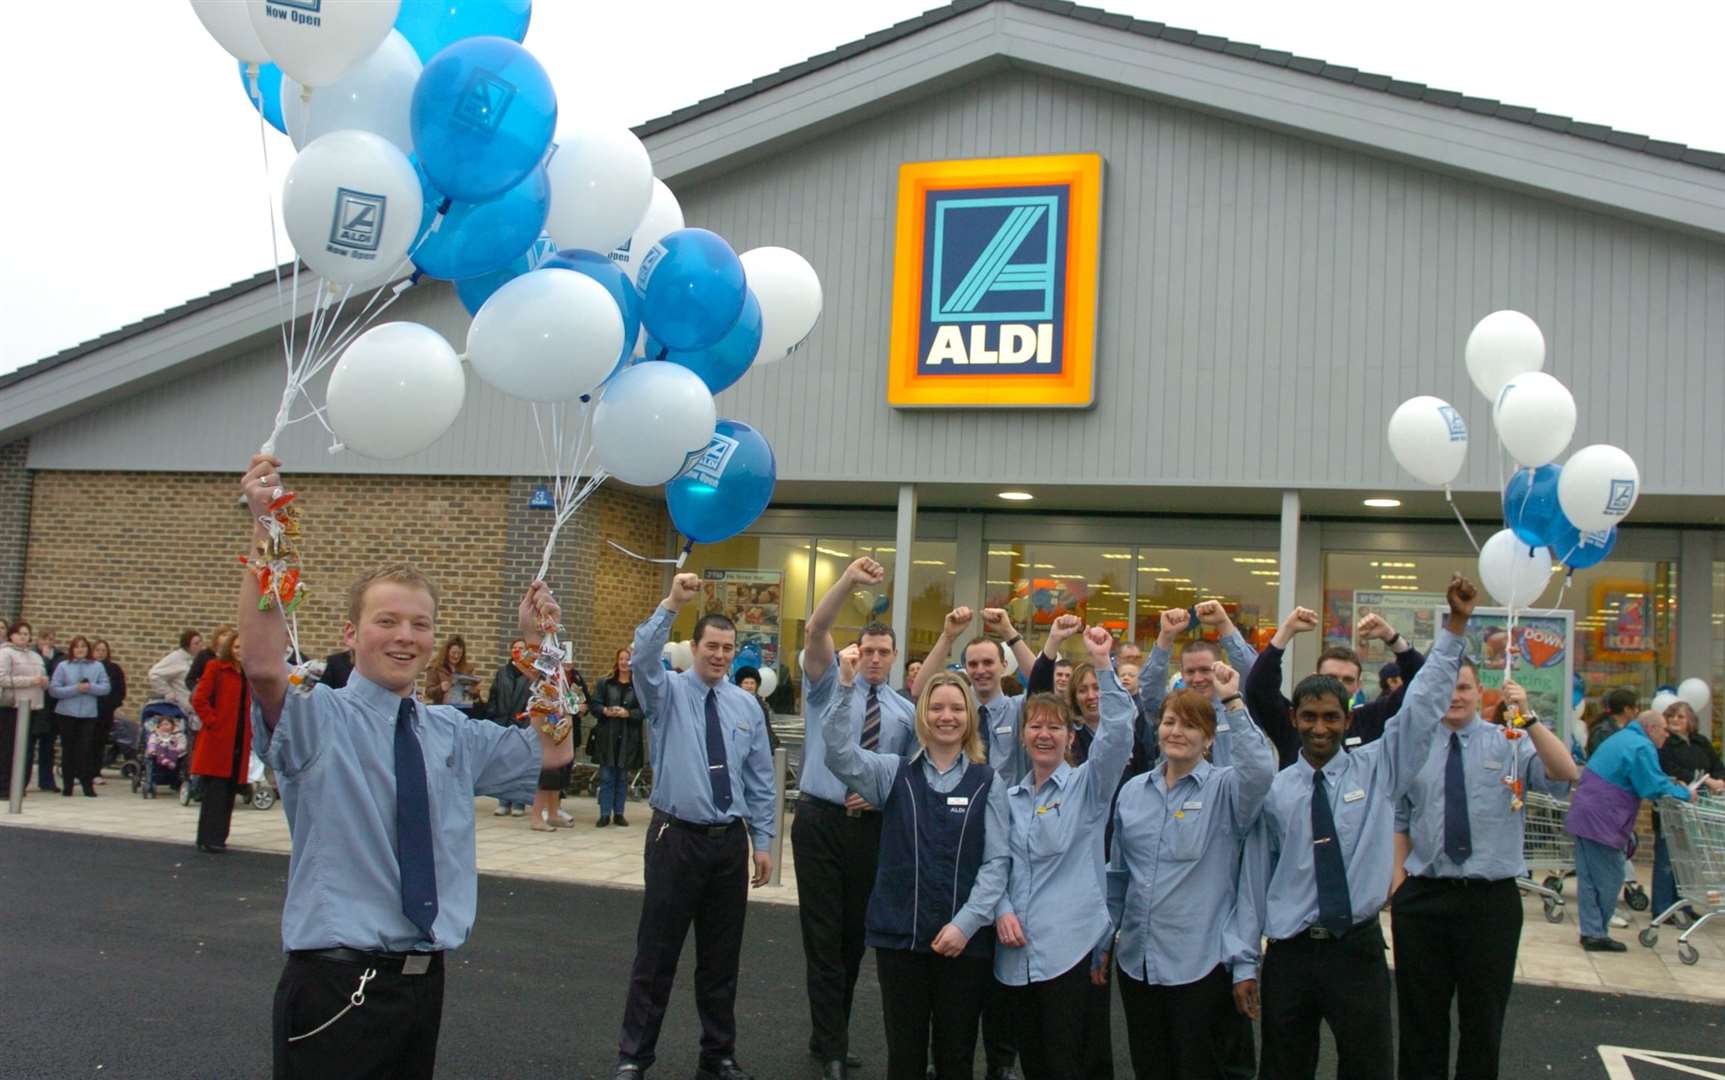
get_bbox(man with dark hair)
[1235,576,1477,1080]
[1244,607,1426,768]
[1588,688,1640,757]
[613,574,778,1080]
[797,558,917,1079]
[1377,662,1402,699]
[1052,657,1073,696]
[1135,602,1258,766]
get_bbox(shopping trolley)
[1516,791,1574,923]
[1637,794,1725,965]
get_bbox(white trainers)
[493,804,511,817]
[510,806,525,817]
[555,809,575,826]
[1609,914,1630,929]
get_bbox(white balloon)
[1003,645,1020,678]
[282,30,419,155]
[756,668,779,699]
[1651,690,1680,715]
[467,270,625,402]
[545,126,654,254]
[740,246,823,364]
[1492,372,1576,467]
[592,363,717,486]
[1386,395,1469,486]
[1557,444,1640,531]
[1476,529,1553,609]
[249,0,400,89]
[191,0,270,63]
[1678,677,1712,713]
[1465,310,1545,401]
[326,322,466,459]
[609,179,684,285]
[282,130,421,288]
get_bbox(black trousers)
[982,979,1020,1071]
[1117,964,1235,1080]
[1082,973,1115,1080]
[272,952,445,1079]
[1391,876,1521,1080]
[54,716,95,791]
[876,947,992,1080]
[617,812,749,1069]
[197,777,238,847]
[26,730,56,791]
[0,707,19,797]
[793,798,883,1060]
[1010,958,1096,1080]
[1259,921,1393,1080]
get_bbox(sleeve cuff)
[951,909,988,939]
[1231,961,1257,983]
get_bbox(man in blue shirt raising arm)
[612,572,777,1080]
[238,454,574,1080]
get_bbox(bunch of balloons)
[1385,309,1642,610]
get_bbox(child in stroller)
[137,702,186,798]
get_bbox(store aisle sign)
[888,153,1102,408]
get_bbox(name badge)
[1182,800,1203,811]
[994,724,1012,735]
[1344,737,1362,748]
[947,796,970,808]
[1216,722,1231,733]
[1483,759,1502,770]
[1343,788,1367,803]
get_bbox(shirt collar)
[1296,751,1350,783]
[1152,756,1216,790]
[1010,759,1074,796]
[345,670,419,718]
[911,747,967,777]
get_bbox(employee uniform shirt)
[801,661,916,804]
[978,690,1028,779]
[632,605,777,850]
[1139,630,1258,765]
[1401,714,1572,881]
[251,672,541,953]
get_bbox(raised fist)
[1160,608,1191,636]
[669,573,702,607]
[837,643,862,687]
[1048,614,1083,644]
[981,608,1013,634]
[1212,661,1240,700]
[1445,574,1478,627]
[1082,625,1114,663]
[846,557,886,587]
[1356,612,1397,644]
[1280,608,1319,637]
[241,453,285,520]
[944,607,975,637]
[1195,600,1230,628]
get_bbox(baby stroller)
[133,701,188,798]
[107,716,143,783]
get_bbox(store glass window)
[673,535,812,713]
[985,544,1135,663]
[1131,548,1281,652]
[810,538,957,665]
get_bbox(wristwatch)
[1004,634,1023,649]
[1220,695,1243,708]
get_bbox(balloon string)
[251,71,294,377]
[606,538,688,566]
[1445,486,1481,553]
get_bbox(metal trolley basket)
[1638,794,1725,965]
[1516,791,1574,923]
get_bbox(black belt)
[799,794,880,819]
[1275,916,1381,944]
[290,947,444,972]
[1411,875,1516,889]
[661,812,744,838]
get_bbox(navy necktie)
[1444,732,1473,865]
[394,697,438,943]
[862,685,881,751]
[705,688,733,812]
[1310,770,1352,938]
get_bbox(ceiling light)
[874,546,896,553]
[986,580,1013,586]
[1050,573,1086,580]
[912,559,945,566]
[1138,566,1170,573]
[988,549,1021,556]
[1101,553,1132,560]
[1371,561,1417,569]
[1156,577,1192,584]
[1249,570,1278,576]
[815,546,850,557]
[998,491,1034,502]
[1032,563,1055,569]
[1233,557,1278,565]
[1363,498,1402,509]
[1379,574,1419,581]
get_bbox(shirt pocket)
[1165,806,1209,862]
[727,717,756,764]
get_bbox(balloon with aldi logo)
[544,124,654,254]
[664,291,762,394]
[454,230,555,315]
[637,228,747,351]
[1501,464,1564,547]
[1556,444,1639,531]
[666,420,777,544]
[410,35,556,203]
[281,130,421,288]
[249,0,401,89]
[611,179,684,285]
[393,0,531,62]
[540,249,641,376]
[1547,518,1616,571]
[1386,395,1469,487]
[239,61,287,134]
[192,0,270,64]
[591,363,716,487]
[412,163,549,281]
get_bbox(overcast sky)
[3,0,1721,375]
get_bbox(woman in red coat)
[191,634,253,854]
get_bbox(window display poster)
[1350,591,1447,665]
[1463,607,1575,743]
[699,569,783,668]
[1591,581,1656,662]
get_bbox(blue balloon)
[665,291,762,394]
[454,230,556,314]
[1549,519,1617,570]
[541,249,640,375]
[394,0,531,63]
[1502,465,1565,547]
[239,62,287,135]
[410,36,556,204]
[667,420,777,544]
[412,162,549,281]
[637,228,747,351]
[729,645,763,678]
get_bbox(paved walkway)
[5,779,1721,1005]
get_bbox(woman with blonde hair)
[824,658,1007,1080]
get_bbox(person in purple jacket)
[1566,709,1724,951]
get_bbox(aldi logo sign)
[889,154,1102,408]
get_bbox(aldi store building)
[3,0,1724,736]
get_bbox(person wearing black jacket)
[1243,606,1424,768]
[487,638,534,817]
[91,640,127,781]
[319,647,355,690]
[1653,700,1725,920]
[590,647,645,827]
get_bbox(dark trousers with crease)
[1391,876,1521,1080]
[1259,922,1393,1080]
[54,715,95,790]
[1010,957,1095,1080]
[1081,973,1114,1080]
[272,952,445,1079]
[982,980,1020,1071]
[197,777,239,847]
[876,946,992,1080]
[617,811,749,1070]
[1117,964,1235,1080]
[793,797,883,1061]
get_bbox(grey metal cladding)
[28,68,1725,497]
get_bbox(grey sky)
[3,0,1719,375]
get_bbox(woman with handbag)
[589,646,645,827]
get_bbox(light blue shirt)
[987,667,1134,986]
[1402,714,1574,880]
[801,662,916,804]
[1246,626,1464,943]
[49,659,110,718]
[1106,696,1275,987]
[1140,631,1257,765]
[822,681,1006,940]
[250,672,542,953]
[979,691,1028,778]
[633,606,777,850]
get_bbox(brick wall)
[0,439,32,620]
[20,470,668,718]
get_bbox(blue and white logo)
[328,188,386,254]
[683,433,740,487]
[1438,405,1467,442]
[453,68,516,134]
[261,0,323,24]
[918,183,1069,374]
[1605,479,1636,516]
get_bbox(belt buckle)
[707,824,729,837]
[845,807,862,819]
[401,954,431,976]
[1308,926,1334,941]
